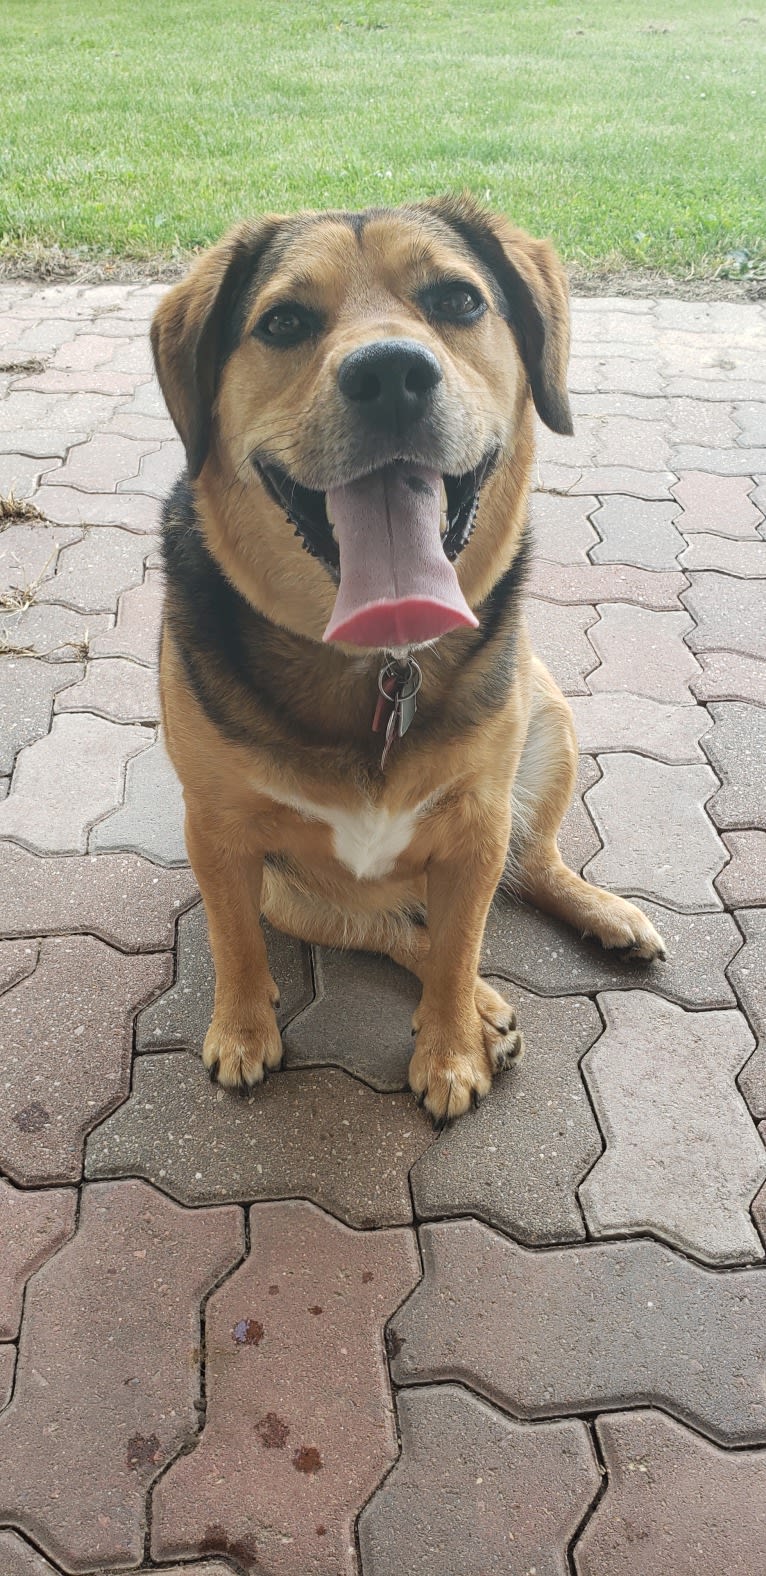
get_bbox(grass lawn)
[1,0,764,276]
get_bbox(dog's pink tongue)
[323,465,478,647]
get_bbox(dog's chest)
[257,782,423,880]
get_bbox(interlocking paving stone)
[569,465,674,495]
[32,483,160,533]
[136,900,312,1048]
[732,909,766,1120]
[536,414,601,468]
[0,602,112,662]
[568,694,711,763]
[0,1179,243,1570]
[151,1199,419,1576]
[691,651,766,703]
[117,438,184,497]
[0,713,150,853]
[51,332,128,371]
[679,532,766,576]
[284,949,418,1090]
[411,987,601,1244]
[88,567,163,664]
[359,1385,600,1576]
[671,472,764,536]
[0,1181,77,1338]
[0,1346,15,1409]
[716,831,766,907]
[523,600,598,694]
[0,843,199,949]
[55,654,160,722]
[86,1052,433,1225]
[0,1531,65,1576]
[596,415,671,471]
[702,702,766,830]
[586,604,701,702]
[529,492,600,563]
[0,521,81,588]
[672,444,766,475]
[734,400,766,446]
[0,658,83,774]
[20,367,148,397]
[589,497,685,569]
[90,735,186,863]
[683,573,766,661]
[556,753,602,876]
[0,936,170,1184]
[584,754,726,911]
[389,1219,766,1444]
[44,432,158,491]
[36,526,156,612]
[580,992,763,1263]
[670,396,739,446]
[525,560,689,609]
[574,1410,766,1576]
[482,895,739,1009]
[0,454,62,497]
[570,362,666,398]
[0,939,39,995]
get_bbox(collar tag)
[372,656,422,769]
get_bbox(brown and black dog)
[151,195,665,1125]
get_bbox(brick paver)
[575,1410,766,1576]
[0,281,764,1569]
[359,1385,600,1575]
[151,1201,419,1574]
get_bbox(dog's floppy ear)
[150,217,284,478]
[421,195,574,436]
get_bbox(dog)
[150,195,665,1126]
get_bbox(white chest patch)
[254,781,422,880]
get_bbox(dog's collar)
[372,654,422,771]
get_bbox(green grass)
[1,0,765,274]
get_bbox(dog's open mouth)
[255,451,497,649]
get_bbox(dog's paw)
[409,1003,522,1128]
[584,893,666,962]
[202,1005,283,1089]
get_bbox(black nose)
[337,337,443,425]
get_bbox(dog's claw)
[208,1060,220,1084]
[432,1113,451,1134]
[415,1091,426,1109]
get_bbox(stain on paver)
[389,1220,766,1444]
[359,1385,601,1576]
[0,713,150,854]
[0,842,198,949]
[574,1409,766,1576]
[584,754,727,911]
[411,987,602,1244]
[703,702,766,831]
[580,992,763,1264]
[0,935,170,1183]
[0,1181,77,1338]
[85,1052,433,1226]
[0,1180,243,1571]
[151,1200,419,1576]
[136,899,312,1047]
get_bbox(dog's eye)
[256,306,314,345]
[426,283,486,323]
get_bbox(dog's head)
[152,197,572,649]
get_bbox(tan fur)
[152,199,665,1124]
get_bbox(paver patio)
[0,279,765,1571]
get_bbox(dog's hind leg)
[507,658,666,960]
[262,866,518,1037]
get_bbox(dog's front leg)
[410,801,522,1125]
[185,807,283,1088]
